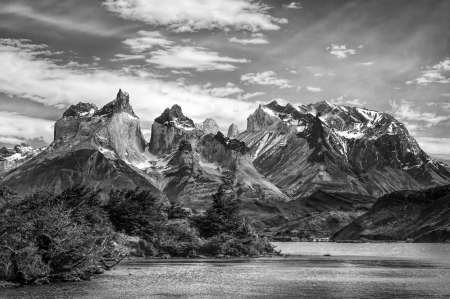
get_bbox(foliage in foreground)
[0,183,275,283]
[0,186,116,282]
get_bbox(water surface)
[2,243,449,299]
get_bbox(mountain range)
[1,90,449,226]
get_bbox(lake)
[1,243,450,298]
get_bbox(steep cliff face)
[197,132,291,202]
[332,185,450,243]
[196,118,219,135]
[148,105,204,156]
[227,123,240,138]
[246,104,280,132]
[0,90,165,200]
[0,144,45,174]
[160,140,223,209]
[238,100,450,198]
[148,105,292,204]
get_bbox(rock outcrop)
[227,123,240,138]
[0,143,45,174]
[149,105,292,206]
[148,105,203,156]
[196,118,219,135]
[0,90,165,200]
[63,102,98,118]
[161,139,223,209]
[238,100,450,198]
[332,185,450,243]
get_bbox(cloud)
[290,70,298,74]
[112,54,146,61]
[237,92,266,101]
[406,59,450,85]
[331,96,367,107]
[118,31,248,71]
[145,46,250,71]
[356,62,374,66]
[306,86,322,92]
[425,101,450,111]
[122,31,174,53]
[283,2,302,9]
[314,73,323,77]
[209,82,244,98]
[171,70,194,76]
[0,111,54,144]
[329,44,356,59]
[229,33,269,45]
[415,137,450,162]
[241,71,293,88]
[0,39,258,135]
[345,99,368,107]
[102,0,287,32]
[0,3,123,37]
[390,100,450,129]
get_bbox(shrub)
[0,186,114,282]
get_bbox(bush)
[106,189,201,257]
[0,186,115,282]
[195,185,276,256]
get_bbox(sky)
[0,0,449,163]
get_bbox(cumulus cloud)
[112,54,146,61]
[229,33,269,45]
[0,111,54,144]
[241,71,293,88]
[171,70,194,76]
[122,31,174,53]
[306,86,322,92]
[390,100,450,129]
[406,59,450,85]
[237,92,266,101]
[209,82,244,98]
[146,46,250,71]
[0,39,258,134]
[102,0,287,32]
[356,62,374,66]
[328,44,356,59]
[117,31,248,71]
[331,96,367,107]
[283,2,302,9]
[290,70,298,74]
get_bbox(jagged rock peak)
[178,140,193,152]
[227,123,240,138]
[196,118,219,135]
[214,131,249,155]
[94,89,138,118]
[63,102,98,118]
[154,104,196,131]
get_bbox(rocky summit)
[238,100,450,198]
[196,118,219,135]
[148,105,292,209]
[0,90,164,200]
[227,123,240,138]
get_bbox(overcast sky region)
[0,0,449,163]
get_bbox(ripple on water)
[2,243,450,299]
